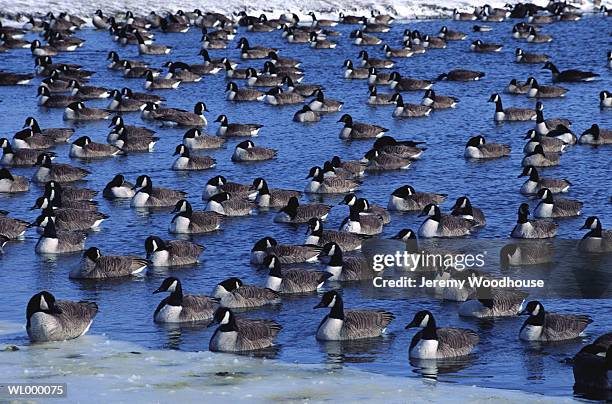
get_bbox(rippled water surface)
[0,14,610,398]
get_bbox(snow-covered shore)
[0,0,606,22]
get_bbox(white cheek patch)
[221,310,230,324]
[151,240,158,251]
[420,314,429,327]
[532,305,540,316]
[328,295,337,307]
[39,295,49,311]
[168,280,177,292]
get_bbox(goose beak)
[519,308,529,315]
[152,288,162,294]
[206,321,217,328]
[313,302,325,309]
[405,321,417,329]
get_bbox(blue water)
[0,14,610,398]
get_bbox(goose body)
[251,236,321,265]
[171,144,215,171]
[578,216,612,253]
[459,289,528,318]
[511,203,557,239]
[534,188,582,218]
[35,221,86,254]
[144,236,204,267]
[252,178,301,209]
[153,277,219,323]
[0,168,29,193]
[274,196,331,223]
[489,93,535,122]
[319,243,373,281]
[464,135,511,159]
[519,301,592,341]
[205,192,254,216]
[265,255,332,294]
[518,166,570,195]
[305,218,362,252]
[387,185,446,211]
[418,204,474,238]
[209,308,281,352]
[70,136,122,159]
[131,175,186,208]
[71,247,147,279]
[212,278,281,308]
[33,154,90,183]
[169,200,222,234]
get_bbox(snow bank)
[0,0,606,22]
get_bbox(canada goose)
[63,102,110,121]
[357,50,393,69]
[515,48,549,64]
[318,242,372,281]
[123,61,160,79]
[237,37,276,59]
[30,39,58,56]
[38,184,96,210]
[264,255,331,294]
[391,93,432,118]
[361,149,412,171]
[526,26,552,43]
[23,116,73,143]
[215,114,262,137]
[499,241,555,269]
[32,202,107,231]
[262,61,304,81]
[406,310,479,358]
[163,62,202,82]
[368,10,394,25]
[305,166,359,194]
[0,32,29,49]
[534,188,582,218]
[307,11,337,28]
[470,39,502,52]
[421,89,458,109]
[451,196,486,227]
[340,194,390,224]
[33,154,89,183]
[338,114,388,140]
[169,199,222,234]
[506,79,530,95]
[305,217,363,252]
[251,178,301,209]
[92,9,110,29]
[144,70,181,90]
[182,128,224,150]
[418,204,475,238]
[293,105,321,123]
[171,144,215,171]
[37,85,80,108]
[601,91,612,108]
[579,124,612,145]
[542,62,599,83]
[464,135,511,159]
[436,69,484,81]
[534,102,574,143]
[0,139,50,167]
[519,301,592,341]
[488,93,535,121]
[103,174,135,199]
[263,87,304,105]
[373,136,426,159]
[69,136,122,159]
[387,185,446,212]
[0,168,29,193]
[225,81,264,101]
[121,87,164,104]
[353,30,381,46]
[251,236,321,265]
[367,85,395,105]
[281,76,320,97]
[328,156,365,179]
[246,67,285,87]
[189,50,225,75]
[113,132,158,152]
[453,8,477,20]
[578,216,612,253]
[153,277,219,323]
[144,236,204,266]
[344,59,369,79]
[106,90,146,112]
[389,72,432,91]
[155,102,207,127]
[131,175,186,208]
[523,129,567,154]
[308,90,343,112]
[314,290,393,341]
[339,203,384,235]
[201,175,256,201]
[212,277,280,308]
[107,52,147,70]
[231,140,276,162]
[36,220,86,254]
[201,34,228,49]
[521,144,560,167]
[209,307,282,352]
[572,343,612,393]
[12,129,55,150]
[70,246,147,279]
[0,212,28,239]
[526,77,568,98]
[135,31,171,55]
[205,192,254,216]
[69,80,110,100]
[511,203,557,239]
[382,44,413,58]
[438,26,466,41]
[339,12,363,24]
[26,291,97,342]
[518,166,570,195]
[274,196,331,223]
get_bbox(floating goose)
[451,196,486,227]
[182,128,224,150]
[274,196,331,223]
[131,175,186,208]
[373,136,426,159]
[153,277,219,323]
[308,90,343,112]
[0,168,29,193]
[387,185,446,211]
[338,114,388,140]
[216,114,263,137]
[26,291,98,342]
[172,144,215,171]
[252,178,301,209]
[437,69,484,81]
[519,301,592,341]
[515,48,549,64]
[250,236,321,265]
[542,62,599,83]
[464,135,511,159]
[209,307,282,352]
[470,39,502,52]
[572,342,612,393]
[579,124,612,145]
[318,242,372,281]
[518,166,570,195]
[523,129,567,154]
[391,93,431,118]
[511,203,557,239]
[70,246,148,279]
[103,174,135,199]
[339,203,384,235]
[305,218,362,251]
[154,102,207,127]
[0,138,52,167]
[206,192,254,216]
[23,116,73,143]
[225,81,264,101]
[144,236,204,266]
[202,176,256,200]
[305,166,359,194]
[422,89,458,109]
[33,153,90,183]
[438,26,466,41]
[488,93,535,121]
[0,212,29,239]
[534,188,582,218]
[521,144,560,167]
[293,105,321,123]
[169,199,222,234]
[70,136,122,159]
[526,77,568,98]
[212,277,280,308]
[314,290,394,341]
[406,310,479,358]
[418,204,475,238]
[578,216,612,253]
[600,91,612,108]
[63,101,110,121]
[459,285,528,318]
[35,220,86,254]
[340,194,390,224]
[264,255,331,293]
